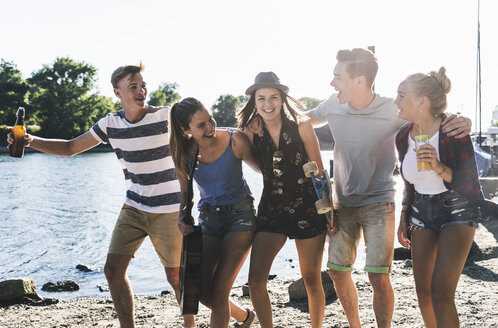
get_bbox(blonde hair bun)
[429,66,451,95]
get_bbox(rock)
[76,264,96,272]
[98,285,109,292]
[479,177,498,199]
[160,290,171,296]
[42,280,80,292]
[403,259,413,268]
[0,293,58,307]
[288,270,336,301]
[242,283,250,297]
[394,247,411,261]
[268,274,277,280]
[466,241,483,265]
[0,278,37,301]
[0,279,59,307]
[21,295,58,306]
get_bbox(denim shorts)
[410,190,479,233]
[198,193,257,238]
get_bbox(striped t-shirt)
[90,106,181,214]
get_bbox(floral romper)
[252,116,327,239]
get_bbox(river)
[0,151,406,300]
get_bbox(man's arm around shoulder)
[306,109,328,127]
[305,94,338,127]
[441,114,472,139]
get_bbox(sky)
[2,0,498,132]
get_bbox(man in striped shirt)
[10,63,194,328]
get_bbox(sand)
[1,219,496,328]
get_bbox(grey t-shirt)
[314,94,407,207]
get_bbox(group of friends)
[7,47,498,328]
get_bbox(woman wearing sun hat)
[237,72,329,328]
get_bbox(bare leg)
[164,266,195,327]
[367,272,394,328]
[210,231,254,327]
[104,254,134,328]
[248,232,287,328]
[295,232,326,328]
[328,269,360,328]
[432,225,476,328]
[411,228,438,328]
[200,234,254,326]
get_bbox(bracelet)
[436,165,446,175]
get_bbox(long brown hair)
[236,90,306,129]
[169,97,204,180]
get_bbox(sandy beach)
[1,218,496,328]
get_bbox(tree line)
[0,57,332,148]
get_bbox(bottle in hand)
[10,107,26,158]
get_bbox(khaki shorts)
[108,204,182,268]
[327,202,395,274]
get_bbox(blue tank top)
[192,129,251,208]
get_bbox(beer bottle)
[10,107,26,158]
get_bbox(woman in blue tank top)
[170,97,259,328]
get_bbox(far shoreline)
[0,144,114,154]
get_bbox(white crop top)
[402,131,448,195]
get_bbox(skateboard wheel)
[315,198,331,214]
[303,161,319,177]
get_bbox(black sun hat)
[245,71,289,95]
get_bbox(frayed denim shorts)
[198,193,257,238]
[410,190,478,233]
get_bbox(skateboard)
[179,227,202,314]
[303,161,334,225]
[179,145,202,315]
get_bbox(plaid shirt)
[395,113,497,219]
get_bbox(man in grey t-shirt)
[307,48,471,328]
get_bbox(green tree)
[29,57,114,139]
[298,96,334,150]
[148,82,181,106]
[298,97,323,110]
[113,100,123,112]
[212,94,247,127]
[0,60,30,125]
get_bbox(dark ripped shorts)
[198,193,257,238]
[410,190,479,233]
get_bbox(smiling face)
[330,62,359,104]
[394,80,423,121]
[114,73,147,111]
[182,107,216,142]
[254,88,283,122]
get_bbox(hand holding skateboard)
[303,161,335,232]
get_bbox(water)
[0,151,405,300]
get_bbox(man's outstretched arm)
[7,130,100,156]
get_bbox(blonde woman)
[394,67,497,327]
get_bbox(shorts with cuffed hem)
[410,190,479,233]
[327,202,394,274]
[108,204,182,268]
[198,193,257,238]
